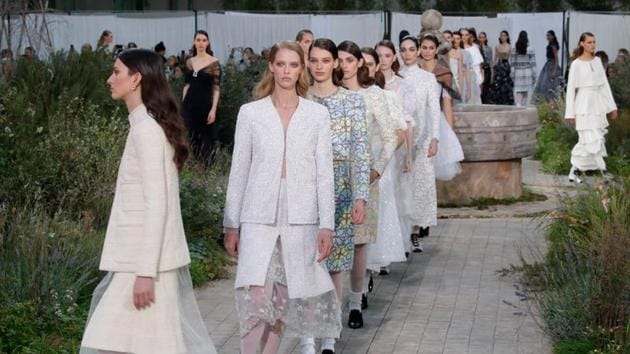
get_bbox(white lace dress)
[352,85,399,245]
[399,65,441,228]
[367,86,410,270]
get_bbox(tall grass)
[524,178,630,353]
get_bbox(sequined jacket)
[223,96,335,230]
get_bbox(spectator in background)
[511,31,536,106]
[608,48,629,77]
[22,46,36,60]
[155,41,167,63]
[81,43,93,54]
[1,49,15,84]
[113,44,124,57]
[260,47,271,61]
[126,42,138,49]
[97,30,113,50]
[165,55,178,80]
[595,51,609,76]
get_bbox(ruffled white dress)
[564,57,617,171]
[433,89,464,181]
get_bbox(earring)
[131,85,136,91]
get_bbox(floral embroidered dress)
[308,87,370,272]
[352,85,399,245]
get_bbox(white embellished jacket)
[223,96,335,231]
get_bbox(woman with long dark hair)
[182,30,221,166]
[565,32,617,183]
[534,30,563,102]
[80,49,216,354]
[337,40,398,330]
[223,41,341,354]
[302,37,370,354]
[490,30,515,105]
[511,30,537,106]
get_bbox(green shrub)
[0,50,232,353]
[553,339,596,354]
[524,178,630,352]
[610,60,630,109]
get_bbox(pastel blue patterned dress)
[308,87,370,272]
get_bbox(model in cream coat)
[81,49,215,354]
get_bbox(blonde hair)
[253,41,309,100]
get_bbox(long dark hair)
[547,30,559,49]
[468,27,479,45]
[360,47,385,89]
[337,40,372,88]
[375,39,401,75]
[572,32,595,60]
[117,49,188,170]
[499,30,511,44]
[191,30,214,56]
[311,38,342,86]
[516,31,529,55]
[296,29,313,41]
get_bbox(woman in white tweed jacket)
[223,41,341,354]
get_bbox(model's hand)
[133,276,155,310]
[565,118,576,125]
[352,199,366,225]
[370,169,380,184]
[316,229,333,262]
[207,109,216,124]
[224,230,240,259]
[427,138,438,158]
[610,110,618,120]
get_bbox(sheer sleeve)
[210,61,222,92]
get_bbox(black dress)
[182,59,221,165]
[490,49,515,105]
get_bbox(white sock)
[321,337,336,351]
[349,290,362,311]
[363,271,370,293]
[299,337,315,354]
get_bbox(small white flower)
[36,126,43,134]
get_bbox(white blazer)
[223,96,335,231]
[99,105,191,277]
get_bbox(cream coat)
[99,105,190,277]
[223,96,335,231]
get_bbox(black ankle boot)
[348,309,364,328]
[368,273,374,292]
[322,350,335,354]
[420,227,430,238]
[361,293,368,310]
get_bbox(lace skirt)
[80,268,216,354]
[235,180,341,339]
[235,239,341,338]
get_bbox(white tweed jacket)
[99,104,190,277]
[223,96,335,231]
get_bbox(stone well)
[437,104,538,205]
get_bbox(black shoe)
[322,350,335,354]
[348,309,363,329]
[419,227,430,238]
[405,251,410,258]
[361,293,368,310]
[411,233,422,253]
[368,274,374,292]
[379,266,389,275]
